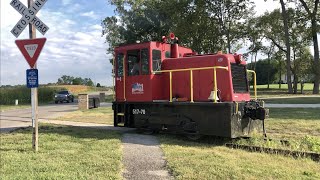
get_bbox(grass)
[160,136,320,180]
[234,108,320,152]
[0,86,63,105]
[263,97,320,104]
[256,83,314,90]
[105,94,114,103]
[251,83,318,98]
[0,105,30,112]
[159,107,320,179]
[54,107,114,125]
[265,108,320,142]
[0,124,122,180]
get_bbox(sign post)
[11,0,49,152]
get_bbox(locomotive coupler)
[243,100,269,120]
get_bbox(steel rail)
[225,143,320,162]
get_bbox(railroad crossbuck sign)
[10,0,49,38]
[15,38,46,68]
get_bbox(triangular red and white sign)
[15,38,46,68]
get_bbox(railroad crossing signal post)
[11,0,49,152]
[29,0,38,152]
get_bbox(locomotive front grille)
[231,63,249,93]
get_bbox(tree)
[248,59,278,85]
[57,75,74,85]
[102,0,255,54]
[297,0,319,94]
[96,83,101,87]
[207,0,254,53]
[56,75,94,86]
[72,77,83,85]
[84,78,94,86]
[261,44,275,89]
[279,0,293,93]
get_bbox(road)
[0,103,78,133]
[0,102,113,133]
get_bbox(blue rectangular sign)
[26,69,38,88]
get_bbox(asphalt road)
[0,103,78,133]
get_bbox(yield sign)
[15,38,46,68]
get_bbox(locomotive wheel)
[186,133,203,140]
[137,128,155,135]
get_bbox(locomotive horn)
[169,33,175,40]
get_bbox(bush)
[0,86,65,105]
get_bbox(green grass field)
[0,124,122,180]
[263,96,320,104]
[252,83,319,98]
[264,108,320,148]
[256,83,314,90]
[0,105,30,112]
[160,136,320,180]
[54,107,114,125]
[159,107,320,179]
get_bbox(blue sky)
[1,0,115,86]
[1,0,317,86]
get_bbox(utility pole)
[28,0,38,152]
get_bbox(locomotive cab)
[114,41,193,102]
[112,37,269,139]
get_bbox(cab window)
[165,51,171,58]
[141,48,149,75]
[117,53,124,76]
[152,49,161,71]
[127,50,140,76]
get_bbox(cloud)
[1,0,112,86]
[61,0,72,6]
[80,11,99,20]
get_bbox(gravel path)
[122,133,173,180]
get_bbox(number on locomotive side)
[132,109,146,114]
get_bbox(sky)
[1,0,115,86]
[0,0,313,86]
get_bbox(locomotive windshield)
[127,50,140,76]
[231,63,249,93]
[141,49,149,75]
[152,49,161,71]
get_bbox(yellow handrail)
[247,70,257,100]
[169,72,172,102]
[154,66,229,103]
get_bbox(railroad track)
[225,143,320,162]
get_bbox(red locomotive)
[112,33,268,139]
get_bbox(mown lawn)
[264,108,320,144]
[263,96,320,104]
[235,108,320,152]
[256,83,314,90]
[250,83,318,98]
[160,107,320,179]
[160,136,320,180]
[54,107,114,125]
[0,124,122,179]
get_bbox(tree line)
[57,75,94,86]
[102,0,319,94]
